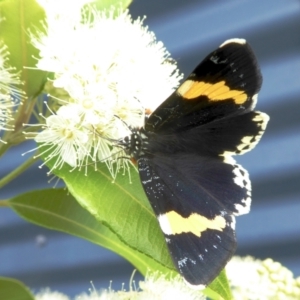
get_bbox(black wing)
[136,39,269,288]
[145,38,262,134]
[138,108,269,287]
[138,154,249,287]
[145,110,269,158]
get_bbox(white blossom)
[33,257,300,299]
[74,273,205,300]
[137,273,205,300]
[0,43,23,143]
[227,256,300,299]
[35,288,70,300]
[35,104,90,172]
[30,2,182,176]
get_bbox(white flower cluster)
[34,257,300,300]
[35,274,205,300]
[227,256,300,299]
[31,0,182,177]
[35,288,70,300]
[0,43,23,143]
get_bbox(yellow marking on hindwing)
[177,80,247,104]
[160,210,226,237]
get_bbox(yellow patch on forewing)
[158,211,226,237]
[177,80,247,104]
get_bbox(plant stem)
[0,142,11,157]
[0,200,9,207]
[0,155,37,189]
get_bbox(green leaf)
[0,277,35,300]
[46,162,175,272]
[204,269,233,300]
[8,188,172,276]
[0,0,48,97]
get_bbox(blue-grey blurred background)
[0,0,299,297]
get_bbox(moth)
[119,38,269,288]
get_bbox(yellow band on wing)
[158,210,226,237]
[177,80,247,104]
